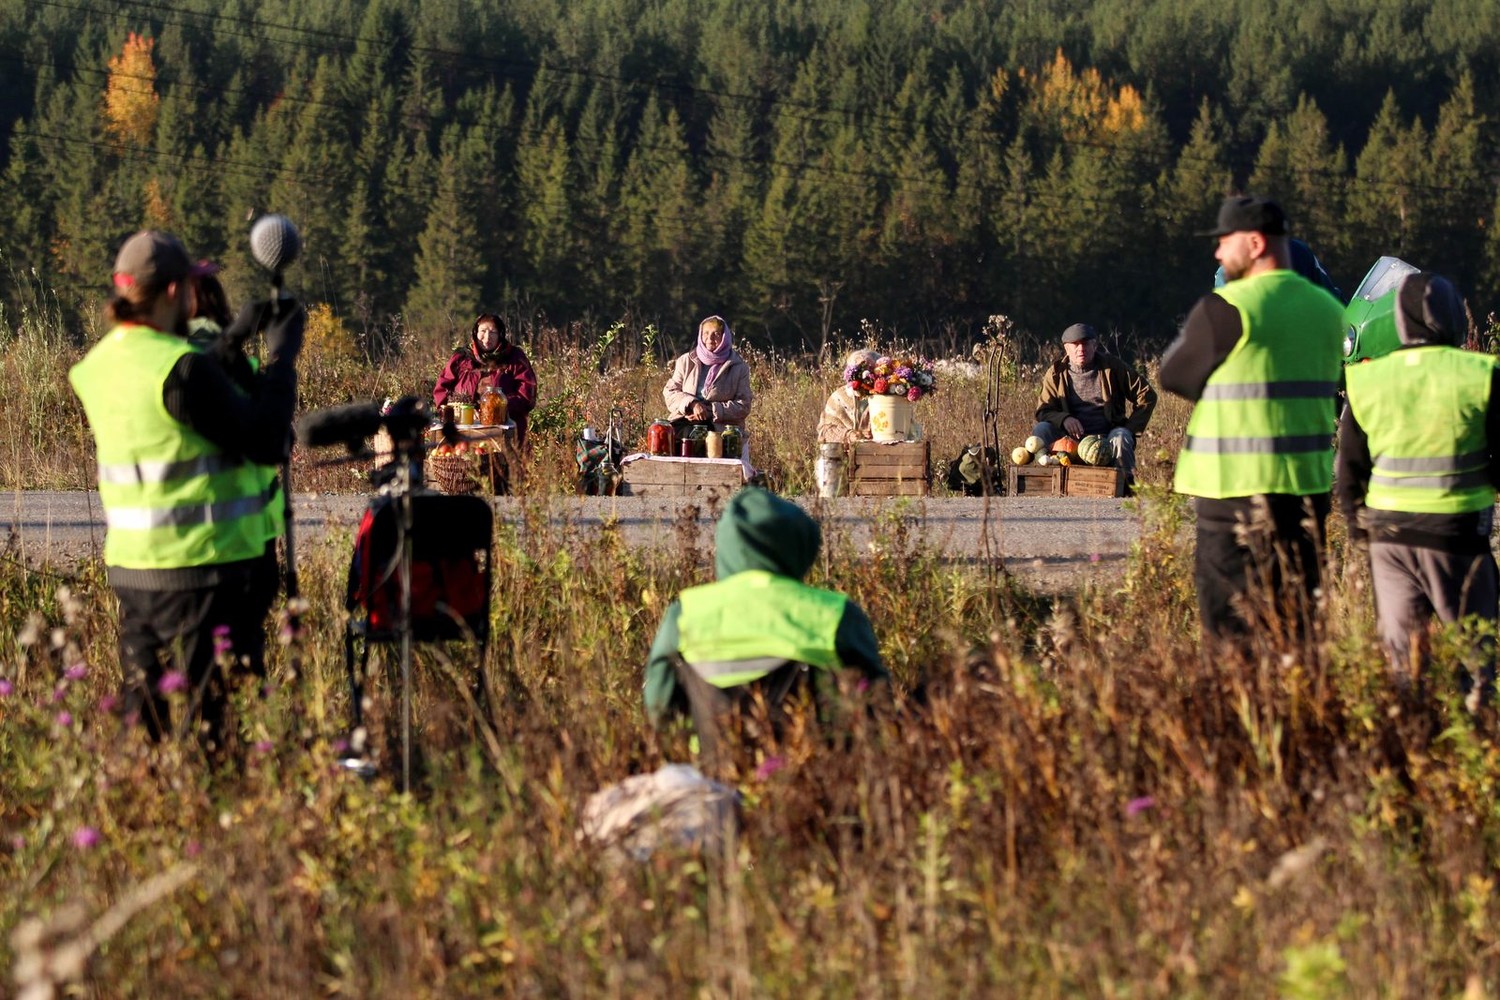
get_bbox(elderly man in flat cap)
[1338,271,1497,706]
[1030,322,1156,477]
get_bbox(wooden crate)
[1007,465,1063,496]
[619,457,745,497]
[1063,466,1127,498]
[848,441,930,497]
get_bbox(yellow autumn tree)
[104,32,159,145]
[1021,50,1146,142]
[143,176,172,229]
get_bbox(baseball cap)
[112,231,218,291]
[1199,196,1288,238]
[1061,323,1098,344]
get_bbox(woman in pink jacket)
[663,315,753,435]
[433,314,538,445]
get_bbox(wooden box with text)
[848,441,930,497]
[1063,466,1127,497]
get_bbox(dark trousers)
[114,550,278,751]
[672,658,819,775]
[1370,541,1499,695]
[1194,493,1329,646]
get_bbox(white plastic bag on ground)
[579,764,739,862]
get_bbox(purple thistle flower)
[98,693,119,714]
[212,625,233,657]
[71,826,101,850]
[185,840,202,858]
[55,710,73,728]
[754,755,786,780]
[0,679,12,697]
[1126,796,1157,818]
[64,663,88,681]
[50,684,68,704]
[158,671,188,695]
[254,740,273,754]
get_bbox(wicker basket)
[426,451,491,495]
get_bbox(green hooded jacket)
[643,488,886,727]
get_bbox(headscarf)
[471,313,509,366]
[696,315,734,386]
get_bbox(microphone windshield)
[249,214,302,273]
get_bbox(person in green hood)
[643,488,886,732]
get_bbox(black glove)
[222,300,271,349]
[263,299,306,366]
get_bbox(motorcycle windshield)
[1351,256,1418,303]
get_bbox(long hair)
[105,279,170,326]
[193,273,232,328]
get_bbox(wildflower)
[1126,796,1156,818]
[51,684,68,703]
[0,679,12,697]
[1089,553,1102,564]
[212,625,233,657]
[98,693,119,714]
[254,740,273,754]
[71,826,101,850]
[55,710,73,727]
[158,671,188,695]
[17,612,43,648]
[754,755,786,781]
[64,663,88,681]
[185,840,202,858]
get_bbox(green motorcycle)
[1341,256,1419,364]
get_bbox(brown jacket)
[663,350,753,426]
[1035,351,1157,435]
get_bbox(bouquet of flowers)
[844,353,937,401]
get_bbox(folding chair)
[344,491,493,788]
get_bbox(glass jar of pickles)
[478,385,508,427]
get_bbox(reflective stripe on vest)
[1346,345,1497,515]
[68,325,270,570]
[104,494,268,531]
[677,570,847,689]
[1174,271,1343,499]
[97,453,244,485]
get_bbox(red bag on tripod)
[346,493,492,641]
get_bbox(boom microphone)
[297,402,385,449]
[297,396,430,449]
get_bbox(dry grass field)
[4,298,1500,997]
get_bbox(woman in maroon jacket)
[433,313,538,445]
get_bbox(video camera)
[297,395,439,492]
[297,395,432,451]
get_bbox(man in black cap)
[68,230,306,757]
[1338,272,1498,705]
[1161,196,1344,647]
[1030,322,1157,476]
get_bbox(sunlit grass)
[5,313,1499,996]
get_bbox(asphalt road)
[2,491,1142,590]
